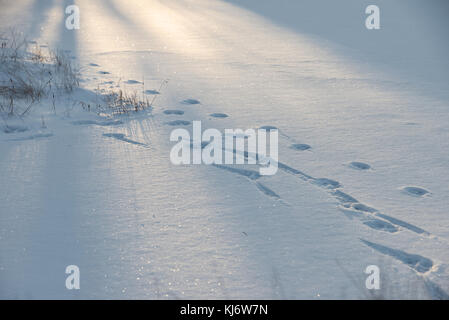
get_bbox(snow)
[1,0,448,299]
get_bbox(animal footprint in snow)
[163,110,184,115]
[361,239,433,273]
[210,113,228,118]
[314,178,341,189]
[401,186,429,197]
[290,143,311,151]
[125,80,141,84]
[349,161,370,170]
[165,120,191,126]
[145,90,160,95]
[181,99,200,105]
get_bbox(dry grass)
[0,29,80,116]
[101,89,152,115]
[1,29,156,119]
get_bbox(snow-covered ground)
[1,0,448,299]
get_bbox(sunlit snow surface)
[1,0,449,299]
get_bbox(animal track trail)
[374,213,429,235]
[183,119,432,238]
[360,239,434,274]
[330,185,431,235]
[362,218,399,233]
[162,113,447,293]
[336,198,399,233]
[358,239,449,298]
[163,115,434,238]
[162,115,447,290]
[255,152,432,236]
[268,132,433,236]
